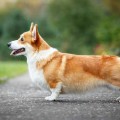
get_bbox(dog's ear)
[30,22,34,32]
[32,24,39,42]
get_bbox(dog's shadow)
[42,99,119,104]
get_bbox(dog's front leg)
[116,97,120,102]
[45,82,62,101]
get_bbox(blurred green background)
[0,0,120,80]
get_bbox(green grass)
[0,61,27,83]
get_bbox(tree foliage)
[48,0,102,54]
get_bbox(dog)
[8,23,120,101]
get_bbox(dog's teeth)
[10,51,15,55]
[10,50,16,55]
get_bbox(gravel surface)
[0,73,120,120]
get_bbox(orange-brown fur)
[41,53,120,92]
[18,24,120,93]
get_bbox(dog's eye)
[20,37,24,41]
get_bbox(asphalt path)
[0,73,120,120]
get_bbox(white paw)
[116,97,120,102]
[45,96,56,101]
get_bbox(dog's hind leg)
[106,79,120,102]
[105,83,120,91]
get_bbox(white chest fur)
[28,63,49,91]
[26,48,57,91]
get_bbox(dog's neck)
[26,47,58,64]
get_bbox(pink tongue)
[10,49,20,55]
[10,48,25,55]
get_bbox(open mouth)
[10,48,25,55]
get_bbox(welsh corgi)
[8,23,120,101]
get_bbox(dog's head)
[7,23,50,56]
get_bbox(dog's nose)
[7,42,11,47]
